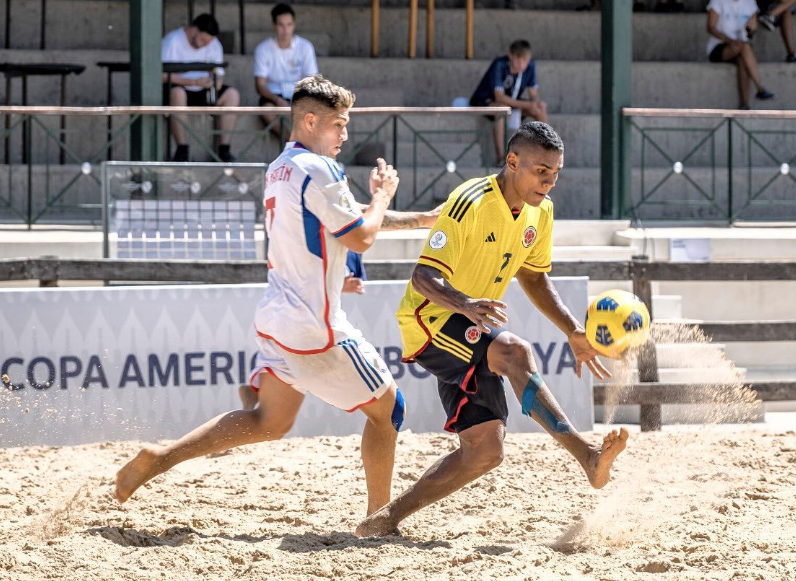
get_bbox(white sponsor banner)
[0,278,591,447]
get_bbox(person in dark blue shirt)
[470,40,548,163]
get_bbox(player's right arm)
[337,158,398,253]
[412,265,508,334]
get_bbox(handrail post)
[727,116,733,223]
[426,0,435,59]
[130,0,163,161]
[465,0,474,59]
[632,255,661,431]
[601,0,632,219]
[408,0,417,58]
[26,112,32,228]
[371,0,379,58]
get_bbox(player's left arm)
[515,269,610,380]
[355,203,443,230]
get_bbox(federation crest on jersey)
[339,191,353,211]
[465,326,482,344]
[522,226,537,248]
[429,230,447,250]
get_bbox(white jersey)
[706,0,757,56]
[256,142,364,354]
[161,28,226,91]
[253,36,318,98]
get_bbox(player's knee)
[254,411,293,440]
[490,334,533,376]
[169,87,187,105]
[223,87,241,106]
[467,440,505,474]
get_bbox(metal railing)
[623,108,796,223]
[0,105,508,227]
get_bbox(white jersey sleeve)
[303,158,363,238]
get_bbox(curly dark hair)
[507,121,564,153]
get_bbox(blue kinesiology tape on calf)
[521,372,570,434]
[391,388,406,432]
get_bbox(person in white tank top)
[114,75,441,521]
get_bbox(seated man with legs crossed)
[357,121,628,537]
[161,13,240,162]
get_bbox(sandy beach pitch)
[0,428,794,580]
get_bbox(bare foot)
[355,507,400,538]
[587,427,629,489]
[114,447,163,503]
[238,384,259,411]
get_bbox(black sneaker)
[756,89,775,100]
[787,53,796,63]
[172,146,189,162]
[218,149,237,163]
[759,13,778,31]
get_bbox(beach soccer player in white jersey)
[115,75,441,517]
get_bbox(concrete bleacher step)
[554,220,631,246]
[5,3,788,62]
[655,342,729,368]
[595,365,746,385]
[617,227,796,262]
[3,50,796,114]
[552,245,634,261]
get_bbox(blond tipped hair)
[291,75,356,119]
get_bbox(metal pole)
[238,0,246,54]
[408,0,417,59]
[632,256,661,431]
[39,0,46,49]
[601,0,632,219]
[426,0,434,58]
[4,0,10,49]
[371,0,379,58]
[727,117,733,223]
[465,0,473,59]
[130,0,163,161]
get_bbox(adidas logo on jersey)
[484,232,496,242]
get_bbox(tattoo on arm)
[380,210,422,230]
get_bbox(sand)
[0,427,795,581]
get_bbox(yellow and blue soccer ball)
[585,290,651,358]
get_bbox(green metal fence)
[0,106,508,227]
[622,108,796,223]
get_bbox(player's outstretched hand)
[369,158,399,201]
[568,330,612,380]
[461,298,509,334]
[343,276,365,294]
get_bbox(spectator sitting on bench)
[758,0,796,61]
[469,40,548,164]
[162,13,240,162]
[253,3,319,138]
[707,0,775,109]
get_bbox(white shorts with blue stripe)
[250,336,393,412]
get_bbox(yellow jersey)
[396,174,554,360]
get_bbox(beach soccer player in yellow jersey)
[357,121,629,537]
